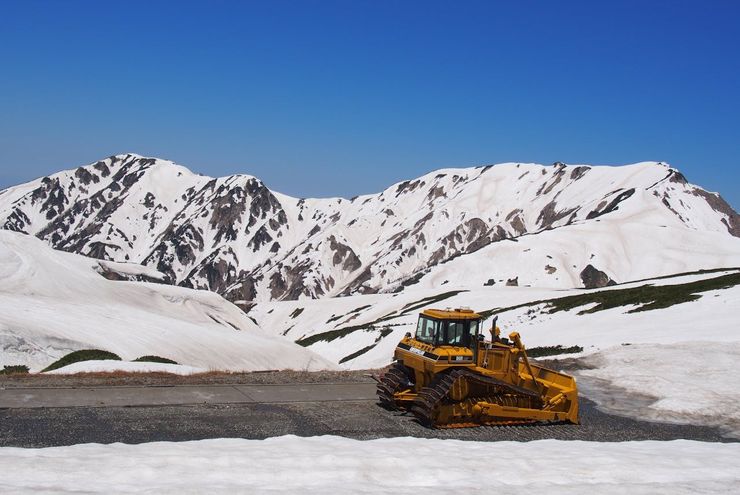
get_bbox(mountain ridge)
[1,153,738,302]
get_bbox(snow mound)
[1,436,739,494]
[577,342,740,438]
[0,231,335,372]
[45,360,206,375]
[95,260,167,282]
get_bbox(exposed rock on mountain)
[1,154,739,301]
[580,264,616,289]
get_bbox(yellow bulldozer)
[377,307,579,428]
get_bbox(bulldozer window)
[470,320,479,339]
[447,321,465,345]
[415,316,438,345]
[437,320,480,347]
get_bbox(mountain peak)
[1,155,738,303]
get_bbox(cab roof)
[421,308,481,320]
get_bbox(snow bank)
[1,436,738,494]
[96,260,167,281]
[577,342,740,437]
[45,360,206,375]
[0,231,335,372]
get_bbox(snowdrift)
[44,360,207,376]
[1,436,738,494]
[0,231,335,372]
[578,342,740,438]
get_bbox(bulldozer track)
[410,368,545,429]
[429,422,578,439]
[376,362,412,410]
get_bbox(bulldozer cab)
[414,309,481,348]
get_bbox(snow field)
[577,342,740,437]
[256,272,740,369]
[0,436,738,494]
[0,230,335,372]
[416,219,740,292]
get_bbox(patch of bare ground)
[0,369,376,388]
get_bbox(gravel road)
[0,370,732,448]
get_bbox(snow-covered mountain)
[0,230,334,372]
[1,153,738,304]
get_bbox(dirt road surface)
[0,371,732,447]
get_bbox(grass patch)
[477,308,498,320]
[348,304,372,315]
[296,327,363,347]
[481,271,740,318]
[339,344,378,364]
[326,305,373,324]
[295,323,380,347]
[552,271,740,314]
[618,267,739,286]
[133,355,178,365]
[338,327,396,364]
[378,326,394,339]
[0,365,30,375]
[296,324,398,347]
[299,290,465,347]
[325,314,343,324]
[527,345,583,358]
[42,349,122,372]
[398,290,467,316]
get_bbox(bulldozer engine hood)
[396,337,474,363]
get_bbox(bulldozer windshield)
[415,316,480,347]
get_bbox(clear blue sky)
[1,0,739,207]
